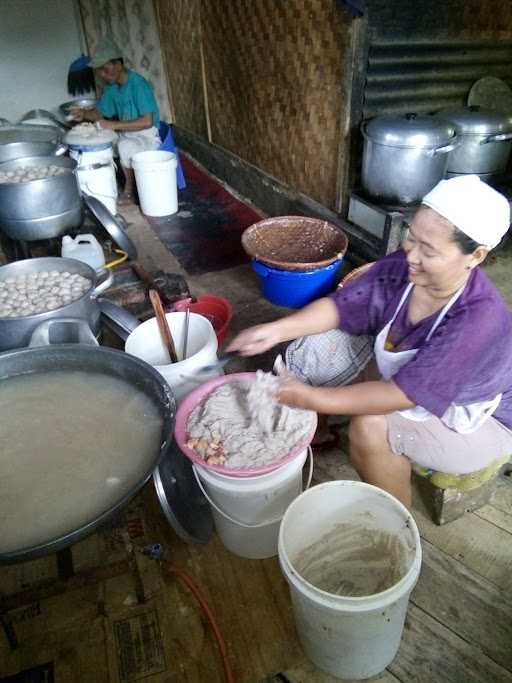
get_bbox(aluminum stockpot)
[0,140,67,164]
[434,107,512,176]
[361,113,459,205]
[0,124,61,145]
[0,155,82,240]
[0,257,113,351]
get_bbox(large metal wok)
[0,319,176,563]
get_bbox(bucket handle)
[83,179,117,202]
[192,446,313,529]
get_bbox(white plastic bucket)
[132,150,178,217]
[278,481,421,680]
[69,144,117,215]
[125,311,220,404]
[194,448,313,559]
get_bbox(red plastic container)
[173,295,233,345]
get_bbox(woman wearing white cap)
[229,175,512,508]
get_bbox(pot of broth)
[0,318,176,563]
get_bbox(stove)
[348,173,512,258]
[347,192,414,257]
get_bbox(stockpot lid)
[435,106,512,135]
[153,437,214,544]
[363,113,456,149]
[83,193,138,260]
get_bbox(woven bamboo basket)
[338,262,375,288]
[241,216,348,272]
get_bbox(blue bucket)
[252,257,343,308]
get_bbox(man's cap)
[90,37,123,69]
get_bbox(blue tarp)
[159,121,186,189]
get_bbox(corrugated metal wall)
[364,41,512,117]
[362,0,512,119]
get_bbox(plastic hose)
[162,562,235,683]
[105,249,128,268]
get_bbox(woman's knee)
[349,414,388,451]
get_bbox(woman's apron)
[374,282,501,434]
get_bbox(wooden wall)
[155,0,355,210]
[155,0,512,215]
[154,0,207,139]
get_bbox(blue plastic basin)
[252,257,343,308]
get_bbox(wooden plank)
[266,664,401,682]
[411,540,512,670]
[412,498,512,592]
[475,504,512,534]
[389,604,512,683]
[489,474,512,515]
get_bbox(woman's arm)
[70,107,101,122]
[278,377,415,415]
[227,297,339,356]
[98,113,153,132]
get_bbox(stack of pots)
[434,106,512,179]
[361,113,458,205]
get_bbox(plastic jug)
[61,234,106,270]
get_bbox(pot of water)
[0,319,176,563]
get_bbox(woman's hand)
[97,118,113,130]
[277,376,316,410]
[70,107,85,122]
[227,322,282,356]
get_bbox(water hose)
[105,249,128,268]
[162,562,235,683]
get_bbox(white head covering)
[421,175,510,249]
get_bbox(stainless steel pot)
[0,318,175,563]
[59,98,96,117]
[19,109,70,131]
[434,106,512,175]
[0,155,82,240]
[0,124,61,145]
[361,113,459,205]
[0,257,113,351]
[0,140,67,164]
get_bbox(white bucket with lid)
[125,311,220,404]
[194,448,313,559]
[278,481,421,680]
[69,143,117,215]
[132,150,178,217]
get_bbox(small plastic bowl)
[173,295,233,345]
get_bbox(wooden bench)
[412,458,510,525]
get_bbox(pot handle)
[360,120,370,140]
[92,268,114,298]
[98,298,141,341]
[480,132,512,144]
[429,136,461,156]
[29,318,98,348]
[54,144,68,157]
